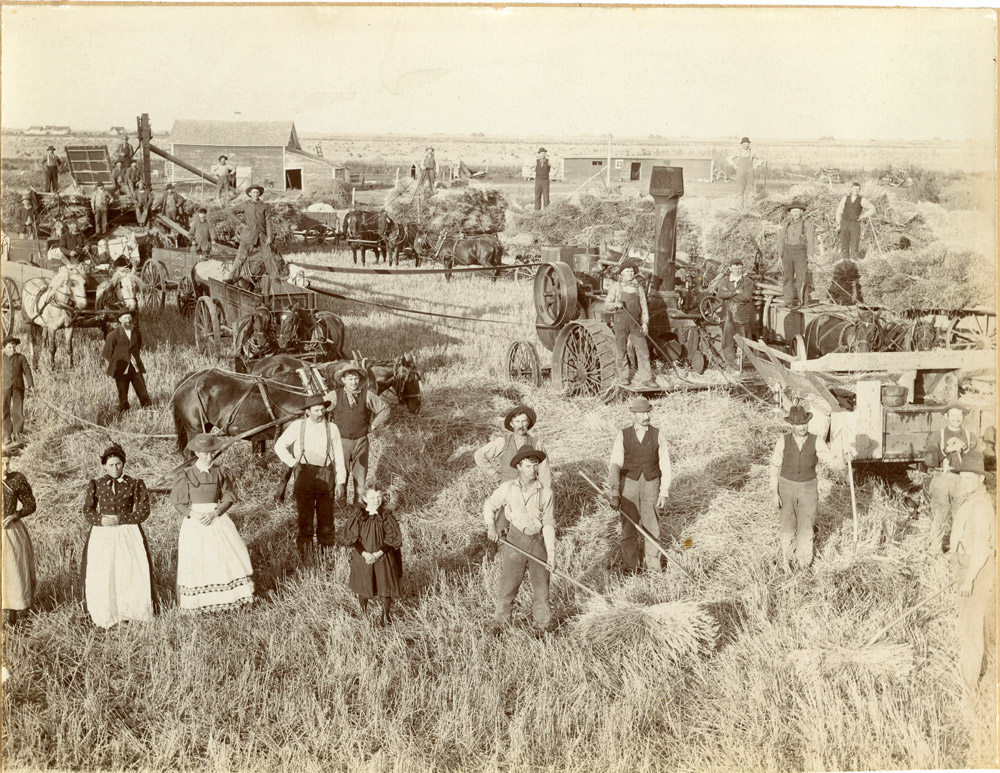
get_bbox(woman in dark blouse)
[81,442,153,627]
[170,433,254,613]
[343,484,403,626]
[2,448,36,626]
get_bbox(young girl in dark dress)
[343,485,403,625]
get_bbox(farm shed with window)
[563,156,714,186]
[166,119,348,192]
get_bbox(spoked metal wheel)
[194,296,221,357]
[177,275,196,316]
[551,320,617,397]
[946,312,996,350]
[140,259,167,310]
[2,277,20,337]
[699,295,722,325]
[534,262,578,328]
[506,339,542,386]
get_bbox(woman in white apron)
[171,434,254,613]
[2,447,37,627]
[81,443,154,628]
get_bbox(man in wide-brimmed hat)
[475,404,552,489]
[90,181,113,237]
[2,336,33,445]
[58,218,88,266]
[715,258,757,371]
[534,147,550,211]
[777,200,815,308]
[947,451,995,688]
[769,404,838,572]
[727,137,761,208]
[226,184,276,289]
[274,394,347,555]
[42,145,62,192]
[607,396,672,573]
[605,259,655,388]
[212,154,236,201]
[417,147,436,192]
[103,310,151,415]
[923,403,980,552]
[325,363,390,506]
[484,446,556,635]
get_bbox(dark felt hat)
[4,336,20,346]
[246,184,264,196]
[504,405,537,432]
[219,154,228,161]
[509,446,546,469]
[628,396,652,413]
[740,137,750,144]
[113,257,130,269]
[186,433,227,454]
[787,200,808,211]
[165,183,174,190]
[117,309,135,319]
[784,405,812,424]
[100,443,126,465]
[954,451,990,476]
[46,145,55,151]
[302,394,330,410]
[538,147,548,153]
[617,258,642,275]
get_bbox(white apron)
[2,521,36,610]
[85,524,153,628]
[177,503,254,612]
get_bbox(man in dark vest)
[326,364,390,506]
[102,311,151,415]
[2,336,34,445]
[474,405,552,489]
[715,258,757,371]
[769,404,838,572]
[835,182,874,260]
[605,259,655,388]
[606,396,671,573]
[923,404,979,553]
[42,146,62,193]
[777,200,815,308]
[534,147,550,211]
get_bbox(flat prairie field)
[1,244,995,772]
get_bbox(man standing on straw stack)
[607,397,671,574]
[777,201,815,309]
[924,404,979,553]
[835,182,874,261]
[42,146,62,193]
[727,137,762,208]
[534,148,551,211]
[947,452,995,690]
[769,405,838,573]
[484,447,555,636]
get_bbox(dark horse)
[274,307,347,361]
[385,222,422,267]
[252,353,422,414]
[171,368,312,457]
[343,210,393,266]
[438,234,504,282]
[803,307,884,359]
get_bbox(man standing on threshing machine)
[727,137,762,208]
[769,404,840,573]
[475,405,553,492]
[226,184,276,290]
[274,395,348,556]
[113,133,134,167]
[110,161,126,197]
[778,200,815,309]
[534,147,550,211]
[605,259,656,389]
[835,182,874,261]
[484,447,556,636]
[715,258,757,372]
[607,397,671,574]
[103,311,152,415]
[3,336,34,446]
[212,155,236,202]
[417,147,436,192]
[123,160,141,199]
[134,180,151,227]
[188,208,217,257]
[91,181,113,237]
[42,146,62,193]
[924,404,979,553]
[13,193,39,240]
[947,451,995,690]
[162,183,186,224]
[59,219,89,266]
[326,363,390,507]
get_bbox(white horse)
[95,266,143,312]
[20,264,88,367]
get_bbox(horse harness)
[193,370,303,437]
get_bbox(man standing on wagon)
[212,155,236,202]
[835,182,874,261]
[274,395,347,556]
[91,181,113,237]
[225,184,274,289]
[326,364,390,507]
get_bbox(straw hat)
[336,363,366,381]
[510,447,546,468]
[944,402,969,416]
[504,405,537,432]
[186,433,226,454]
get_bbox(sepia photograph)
[0,4,996,771]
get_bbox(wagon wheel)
[533,262,578,329]
[946,313,997,350]
[551,319,617,397]
[177,275,196,317]
[214,300,231,355]
[506,340,542,387]
[194,296,221,357]
[140,259,167,310]
[303,227,322,246]
[513,263,536,282]
[2,277,20,337]
[699,295,722,325]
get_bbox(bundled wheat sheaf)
[786,642,916,682]
[385,185,507,234]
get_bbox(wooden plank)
[790,349,996,372]
[853,380,884,459]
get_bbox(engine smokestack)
[648,166,684,295]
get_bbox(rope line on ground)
[296,260,541,277]
[33,394,177,439]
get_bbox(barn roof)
[286,148,347,170]
[168,119,301,149]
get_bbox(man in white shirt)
[607,396,671,573]
[274,395,347,555]
[835,182,875,260]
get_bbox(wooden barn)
[563,156,714,186]
[166,119,348,192]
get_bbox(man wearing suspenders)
[924,404,979,553]
[275,395,347,556]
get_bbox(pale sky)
[0,5,995,142]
